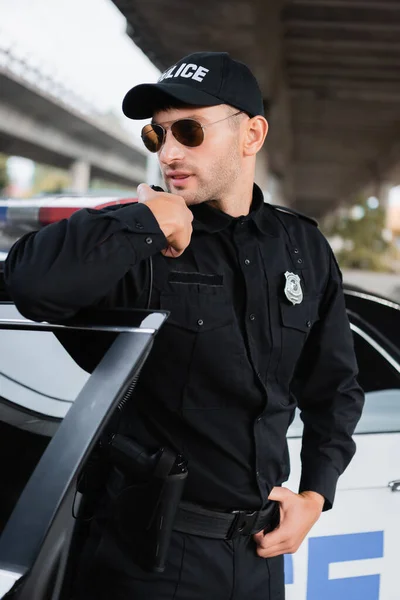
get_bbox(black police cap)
[122,51,265,119]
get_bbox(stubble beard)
[164,142,242,207]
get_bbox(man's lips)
[166,172,192,181]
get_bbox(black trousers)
[72,518,285,600]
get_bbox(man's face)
[152,104,246,206]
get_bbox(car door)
[285,310,400,600]
[0,308,168,600]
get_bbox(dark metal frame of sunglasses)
[141,110,243,153]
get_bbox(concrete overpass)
[0,45,148,191]
[111,0,400,217]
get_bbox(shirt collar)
[191,183,277,236]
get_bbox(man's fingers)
[253,526,284,550]
[253,530,268,547]
[254,488,324,559]
[254,527,297,557]
[268,486,292,503]
[255,533,301,557]
[256,541,290,558]
[137,183,154,203]
[162,246,184,258]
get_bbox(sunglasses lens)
[171,119,204,147]
[141,124,164,153]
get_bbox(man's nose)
[158,129,186,164]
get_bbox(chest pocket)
[159,289,248,409]
[160,290,232,332]
[276,297,320,385]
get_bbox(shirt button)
[256,470,260,477]
[256,416,262,423]
[297,258,303,264]
[293,248,299,254]
[145,237,153,245]
[197,319,204,327]
[244,259,251,266]
[135,221,143,230]
[249,313,256,321]
[306,320,312,328]
[239,218,245,225]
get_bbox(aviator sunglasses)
[141,110,243,153]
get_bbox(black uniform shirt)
[5,184,364,511]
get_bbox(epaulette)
[270,204,319,227]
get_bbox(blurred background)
[1,0,399,298]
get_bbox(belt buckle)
[227,509,259,539]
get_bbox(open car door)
[0,308,168,599]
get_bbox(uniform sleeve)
[292,244,365,510]
[4,202,167,322]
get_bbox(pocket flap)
[280,299,320,333]
[160,292,232,332]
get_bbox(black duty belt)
[106,465,279,541]
[173,501,279,540]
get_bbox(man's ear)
[243,116,268,157]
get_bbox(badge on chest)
[284,271,303,305]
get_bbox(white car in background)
[0,195,399,599]
[285,296,400,600]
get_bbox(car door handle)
[388,480,400,492]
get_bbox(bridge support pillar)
[377,180,393,209]
[70,159,91,193]
[267,173,288,207]
[255,148,270,202]
[255,148,289,206]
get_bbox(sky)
[0,0,161,186]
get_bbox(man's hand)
[137,183,193,258]
[253,487,324,558]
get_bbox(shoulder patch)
[270,204,319,227]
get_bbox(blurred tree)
[0,153,9,194]
[323,195,393,271]
[31,164,70,195]
[90,177,133,193]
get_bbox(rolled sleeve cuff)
[299,464,340,511]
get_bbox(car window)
[352,324,400,394]
[288,328,400,438]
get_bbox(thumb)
[253,530,265,545]
[137,183,153,203]
[268,486,292,503]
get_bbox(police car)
[285,288,400,600]
[0,196,399,599]
[0,194,140,437]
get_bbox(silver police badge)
[284,271,303,305]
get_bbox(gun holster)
[106,434,188,573]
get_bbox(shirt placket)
[233,219,271,501]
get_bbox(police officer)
[5,52,364,599]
